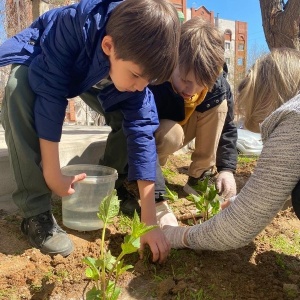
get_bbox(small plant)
[186,177,221,223]
[163,185,178,202]
[237,155,258,166]
[83,189,157,300]
[162,168,177,182]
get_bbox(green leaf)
[106,281,121,300]
[86,286,102,300]
[210,201,220,215]
[162,186,178,202]
[187,193,201,203]
[85,267,93,279]
[82,257,100,280]
[194,202,205,212]
[131,211,157,239]
[94,258,104,269]
[82,256,97,268]
[103,250,117,271]
[195,177,208,193]
[98,189,120,224]
[121,238,140,255]
[207,187,218,202]
[116,260,134,275]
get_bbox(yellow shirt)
[178,88,208,125]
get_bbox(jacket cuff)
[217,167,236,174]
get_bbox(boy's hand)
[46,173,87,197]
[39,138,86,197]
[137,179,171,263]
[140,227,170,264]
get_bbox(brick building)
[170,0,186,21]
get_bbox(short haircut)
[106,0,180,84]
[237,48,300,132]
[178,17,224,89]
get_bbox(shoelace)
[32,213,64,236]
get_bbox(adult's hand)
[216,171,236,200]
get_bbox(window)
[225,42,230,50]
[225,57,230,65]
[238,43,244,51]
[237,58,244,66]
[224,29,232,41]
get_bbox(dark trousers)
[80,88,166,201]
[1,65,53,217]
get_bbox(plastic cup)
[61,164,118,231]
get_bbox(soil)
[1,153,300,300]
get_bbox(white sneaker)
[156,201,178,228]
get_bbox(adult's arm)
[187,103,300,251]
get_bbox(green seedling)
[162,168,177,182]
[237,155,258,164]
[83,189,157,300]
[186,177,221,223]
[163,185,178,202]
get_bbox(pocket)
[20,28,41,54]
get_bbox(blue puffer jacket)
[0,0,159,182]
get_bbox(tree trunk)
[32,0,49,19]
[259,0,300,50]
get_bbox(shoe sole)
[40,243,74,257]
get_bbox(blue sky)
[187,0,269,57]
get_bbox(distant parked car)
[237,128,263,156]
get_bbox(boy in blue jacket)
[0,0,180,261]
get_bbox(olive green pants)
[1,65,52,217]
[0,65,127,217]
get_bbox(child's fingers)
[72,173,87,183]
[149,243,160,262]
[67,186,76,195]
[65,173,86,195]
[157,240,170,264]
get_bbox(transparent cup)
[61,164,118,231]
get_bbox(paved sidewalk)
[0,125,111,214]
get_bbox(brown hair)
[237,48,300,132]
[106,0,180,84]
[178,17,224,89]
